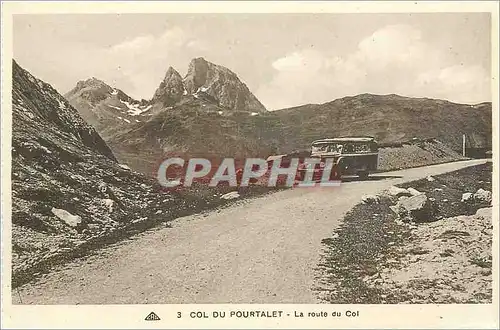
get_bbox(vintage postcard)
[1,1,498,329]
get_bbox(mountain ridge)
[67,57,266,113]
[63,59,491,176]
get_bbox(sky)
[13,13,492,110]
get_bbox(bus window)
[354,143,371,153]
[344,143,354,153]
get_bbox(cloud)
[356,24,425,67]
[257,24,490,110]
[104,27,206,99]
[417,65,490,103]
[271,50,327,72]
[110,27,188,53]
[14,26,208,100]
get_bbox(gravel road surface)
[14,159,486,304]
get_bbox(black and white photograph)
[1,1,498,329]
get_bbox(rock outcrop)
[151,66,185,106]
[391,193,434,223]
[473,188,492,205]
[183,57,267,113]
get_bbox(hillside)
[11,61,225,286]
[275,93,492,152]
[107,93,490,175]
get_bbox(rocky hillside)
[377,138,467,171]
[275,93,492,152]
[11,61,224,287]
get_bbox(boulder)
[407,187,423,196]
[51,208,82,227]
[101,198,114,212]
[361,194,380,204]
[388,186,412,197]
[389,205,401,215]
[461,192,473,203]
[437,230,470,239]
[220,191,240,200]
[426,176,435,182]
[473,188,492,204]
[118,164,131,171]
[395,193,433,223]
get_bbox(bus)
[309,136,379,179]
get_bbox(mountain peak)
[183,57,266,112]
[165,66,179,75]
[148,58,266,112]
[152,65,185,106]
[75,77,110,90]
[65,77,133,108]
[190,57,208,64]
[163,66,182,81]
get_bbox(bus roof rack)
[312,136,376,144]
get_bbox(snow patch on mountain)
[120,100,152,116]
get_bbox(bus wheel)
[357,171,369,180]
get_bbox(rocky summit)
[150,57,267,113]
[151,66,185,106]
[183,57,267,113]
[64,77,152,140]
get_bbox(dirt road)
[14,159,486,304]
